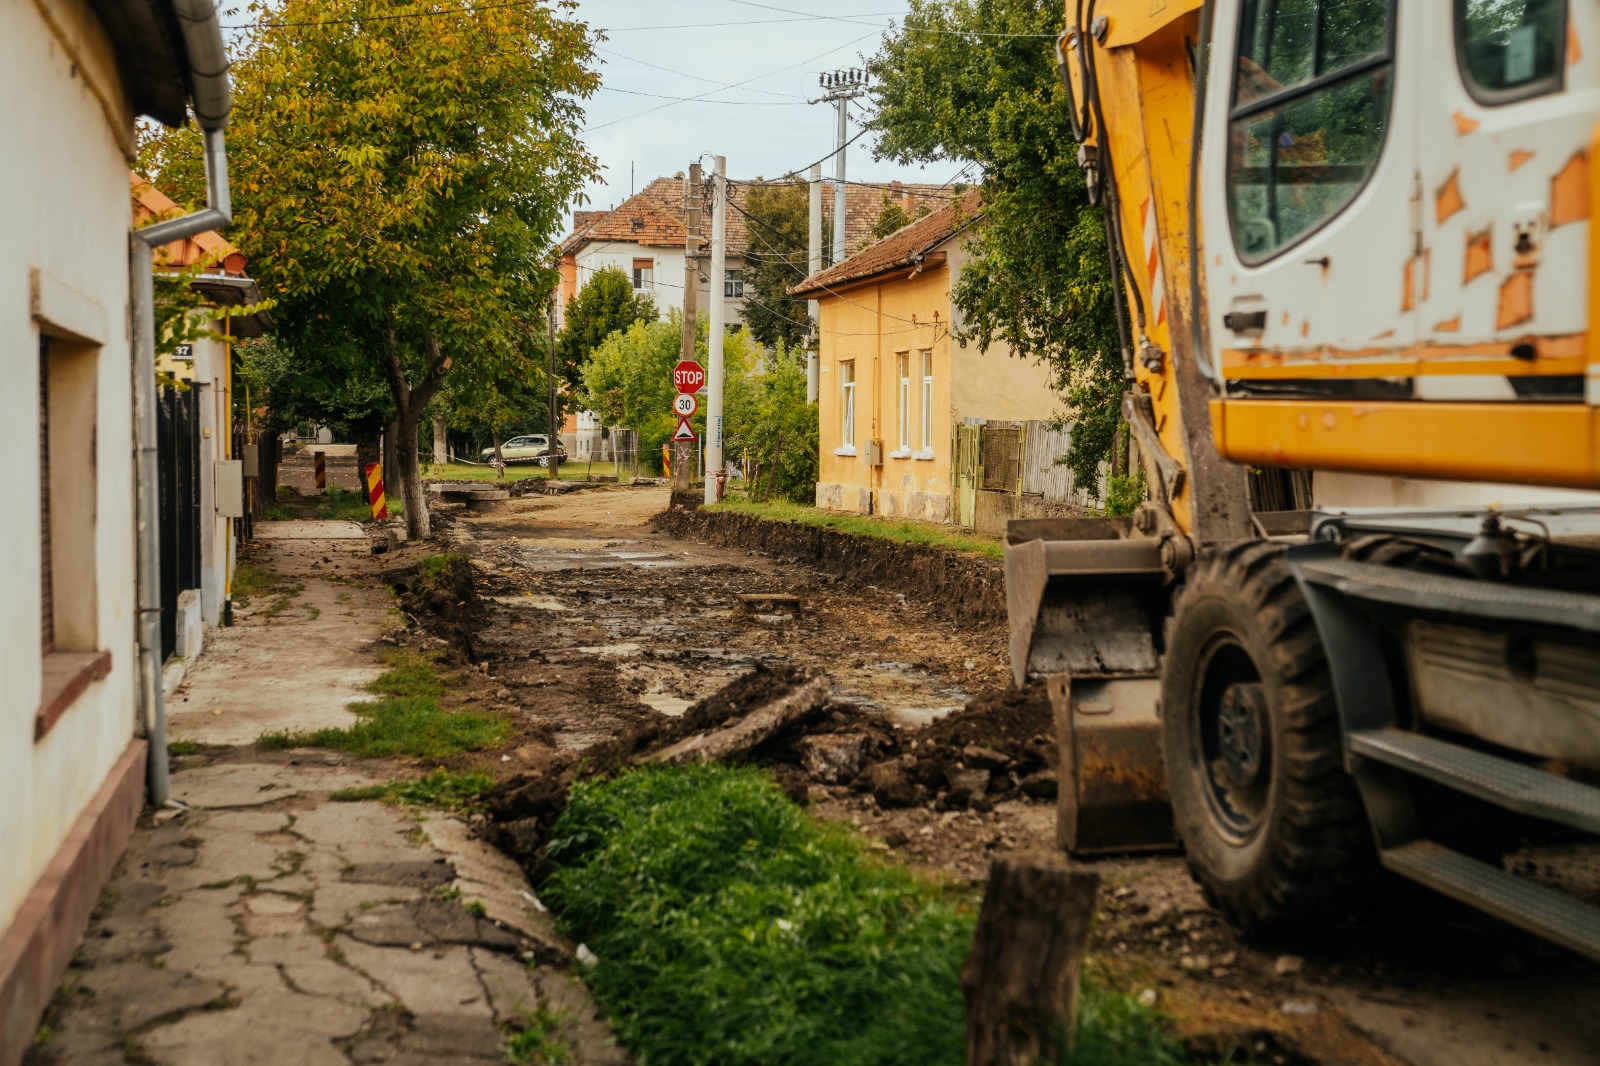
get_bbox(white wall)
[0,0,142,932]
[1314,472,1600,511]
[571,241,749,330]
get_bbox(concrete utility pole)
[813,69,867,265]
[807,163,822,403]
[548,286,560,480]
[704,155,727,505]
[676,163,703,492]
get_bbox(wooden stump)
[961,851,1101,1066]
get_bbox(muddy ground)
[414,483,1600,1066]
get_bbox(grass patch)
[542,765,1184,1066]
[504,1004,573,1064]
[315,487,379,523]
[231,560,280,607]
[709,498,1003,560]
[331,769,495,812]
[167,740,205,756]
[422,460,630,484]
[257,654,506,757]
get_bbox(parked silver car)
[479,434,567,466]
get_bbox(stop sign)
[674,360,705,393]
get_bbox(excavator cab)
[1018,0,1600,958]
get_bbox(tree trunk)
[432,412,449,465]
[382,328,451,541]
[961,852,1100,1066]
[382,420,401,505]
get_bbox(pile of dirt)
[384,554,486,660]
[650,505,1007,626]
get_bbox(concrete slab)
[253,520,368,540]
[171,763,378,809]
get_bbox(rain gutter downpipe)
[132,0,232,806]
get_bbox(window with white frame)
[632,258,654,290]
[724,269,744,298]
[918,349,934,454]
[896,353,910,453]
[840,359,856,450]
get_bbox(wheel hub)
[1217,683,1266,789]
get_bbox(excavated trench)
[411,485,1600,1066]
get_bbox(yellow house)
[791,191,1058,523]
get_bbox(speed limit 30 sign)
[673,392,698,417]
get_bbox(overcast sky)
[567,0,967,222]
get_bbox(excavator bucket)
[1005,519,1176,854]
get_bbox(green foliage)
[739,180,813,351]
[541,765,1184,1066]
[579,314,757,472]
[236,336,392,441]
[166,740,205,756]
[331,769,496,812]
[557,266,658,384]
[869,192,928,240]
[868,0,1125,495]
[722,345,818,502]
[141,0,602,534]
[1103,472,1147,518]
[258,652,505,757]
[148,250,274,376]
[712,498,1002,559]
[504,1004,573,1065]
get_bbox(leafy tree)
[141,0,600,537]
[557,266,657,386]
[738,180,812,352]
[869,192,927,240]
[236,336,390,443]
[868,0,1122,493]
[580,312,758,471]
[724,345,819,502]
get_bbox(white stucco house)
[1,1,235,1059]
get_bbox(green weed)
[503,1004,573,1065]
[708,499,1003,560]
[257,696,505,758]
[167,740,204,756]
[1103,472,1148,518]
[256,655,505,757]
[542,765,1184,1066]
[330,769,495,812]
[231,560,279,607]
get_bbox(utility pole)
[548,286,560,481]
[704,155,727,505]
[676,163,703,492]
[807,162,822,403]
[813,68,867,265]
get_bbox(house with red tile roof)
[557,175,952,336]
[790,189,1059,524]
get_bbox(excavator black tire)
[1161,541,1377,932]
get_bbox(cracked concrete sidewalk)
[29,521,626,1065]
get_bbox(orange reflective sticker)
[1570,13,1583,64]
[1436,168,1465,225]
[1434,316,1462,333]
[1510,149,1535,172]
[1451,111,1480,135]
[1402,257,1415,312]
[1497,272,1534,330]
[1551,151,1590,227]
[1464,227,1494,284]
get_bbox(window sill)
[912,450,936,461]
[833,446,857,457]
[887,448,912,460]
[37,649,113,743]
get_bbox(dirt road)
[443,484,1600,1066]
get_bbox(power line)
[722,0,1056,38]
[594,46,807,100]
[227,3,907,32]
[599,87,805,106]
[584,28,878,132]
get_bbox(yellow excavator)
[1011,0,1600,958]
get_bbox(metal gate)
[158,386,202,660]
[952,424,981,527]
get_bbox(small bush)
[1103,472,1147,518]
[541,765,1183,1066]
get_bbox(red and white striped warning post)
[1138,197,1167,331]
[313,450,327,494]
[363,463,388,521]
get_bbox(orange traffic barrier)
[364,462,388,520]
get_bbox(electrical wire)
[599,87,805,106]
[229,3,907,32]
[722,0,1056,38]
[595,46,807,100]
